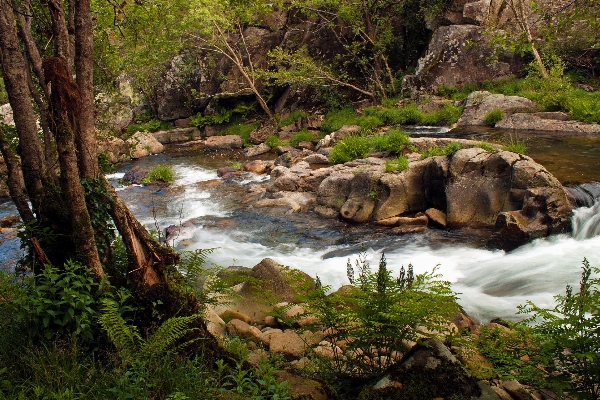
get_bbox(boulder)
[340,168,384,222]
[97,137,128,163]
[247,258,315,303]
[205,135,243,150]
[274,371,333,400]
[122,165,148,185]
[402,25,522,97]
[426,208,447,228]
[226,319,262,341]
[245,143,271,157]
[358,338,494,400]
[126,131,165,158]
[495,112,600,134]
[0,103,14,126]
[217,166,242,178]
[457,91,538,126]
[244,160,267,174]
[249,120,278,145]
[152,127,202,143]
[268,330,308,358]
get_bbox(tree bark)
[47,0,75,75]
[43,56,103,279]
[74,0,99,179]
[0,126,35,224]
[101,177,179,286]
[0,1,49,218]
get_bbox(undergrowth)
[328,129,411,164]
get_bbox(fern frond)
[140,314,201,359]
[98,298,141,364]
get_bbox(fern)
[99,298,200,366]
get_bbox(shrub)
[143,164,175,184]
[265,135,282,149]
[190,108,232,128]
[320,107,361,134]
[289,129,315,147]
[385,156,409,172]
[17,261,110,342]
[518,259,600,399]
[329,135,370,164]
[278,110,307,127]
[306,252,458,378]
[221,122,260,145]
[421,102,463,126]
[126,119,173,136]
[420,141,463,159]
[484,109,505,127]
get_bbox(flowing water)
[2,129,599,322]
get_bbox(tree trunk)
[47,0,74,75]
[101,178,179,286]
[0,1,49,218]
[0,126,35,224]
[43,56,104,279]
[74,0,99,179]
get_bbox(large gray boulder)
[457,91,538,126]
[126,131,165,158]
[495,112,600,134]
[402,25,522,97]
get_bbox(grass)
[484,109,504,127]
[320,102,463,135]
[503,136,527,154]
[142,164,175,184]
[278,110,307,127]
[420,142,463,159]
[220,121,260,146]
[265,135,282,148]
[126,119,173,136]
[328,130,411,164]
[289,129,317,147]
[385,156,409,172]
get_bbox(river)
[104,128,600,323]
[1,129,598,322]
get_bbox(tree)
[0,0,176,286]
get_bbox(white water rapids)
[107,161,600,323]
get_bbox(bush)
[320,107,361,134]
[278,110,307,127]
[484,109,505,127]
[265,135,282,149]
[519,259,600,399]
[420,142,463,159]
[126,119,173,136]
[385,156,409,172]
[306,252,458,378]
[329,135,370,164]
[142,164,175,184]
[220,122,260,145]
[289,129,315,147]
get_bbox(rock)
[297,141,316,151]
[374,215,429,227]
[258,328,283,347]
[264,316,279,328]
[490,385,514,400]
[244,160,267,174]
[97,137,128,163]
[245,143,271,157]
[426,208,447,228]
[217,166,242,178]
[457,91,538,126]
[204,307,226,342]
[495,112,600,134]
[174,117,191,127]
[402,25,522,97]
[247,258,315,303]
[126,131,165,158]
[274,371,333,400]
[122,166,148,184]
[0,215,20,228]
[269,330,308,357]
[303,153,330,165]
[339,168,384,222]
[205,135,243,150]
[249,120,278,145]
[0,103,14,126]
[220,309,251,324]
[501,380,540,400]
[152,127,202,143]
[247,349,270,367]
[358,338,485,400]
[226,319,262,341]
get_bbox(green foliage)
[320,107,362,134]
[372,129,411,154]
[142,164,175,184]
[385,156,409,172]
[306,252,458,378]
[420,142,463,159]
[190,108,232,128]
[503,136,527,154]
[279,110,307,127]
[518,259,600,399]
[97,152,115,173]
[126,119,173,136]
[476,140,496,152]
[17,261,110,343]
[474,324,545,384]
[265,135,282,149]
[484,109,505,127]
[289,130,316,147]
[329,135,371,164]
[221,121,260,145]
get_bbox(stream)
[2,128,600,322]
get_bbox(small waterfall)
[569,182,600,240]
